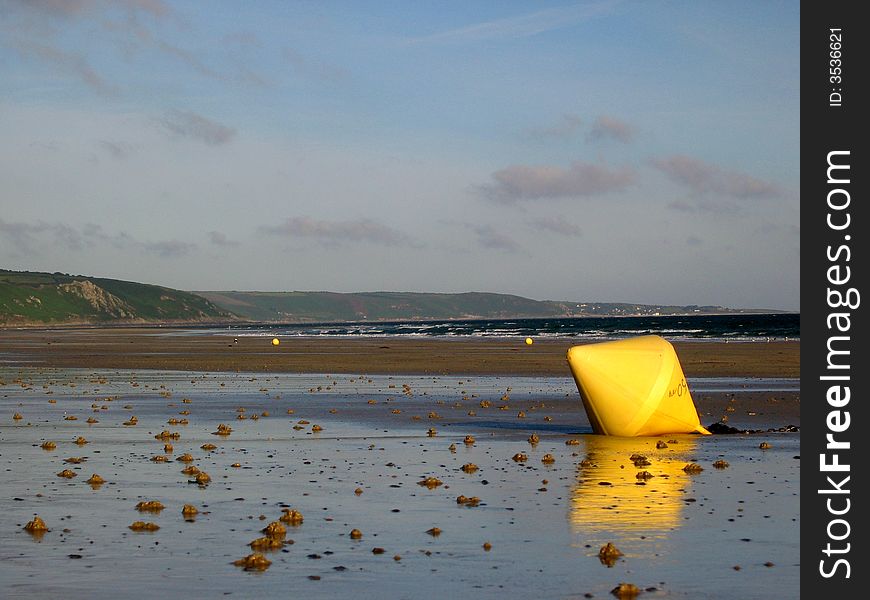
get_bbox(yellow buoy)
[271,338,280,346]
[567,335,710,437]
[525,337,534,345]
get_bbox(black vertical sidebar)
[802,1,867,596]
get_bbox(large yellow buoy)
[525,337,534,345]
[567,335,710,437]
[271,338,280,346]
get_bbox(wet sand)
[0,330,799,598]
[0,327,800,378]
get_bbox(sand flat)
[0,331,799,599]
[0,327,799,378]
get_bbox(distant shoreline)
[1,310,798,331]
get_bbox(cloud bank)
[479,161,636,202]
[0,219,195,258]
[651,155,780,199]
[260,217,414,246]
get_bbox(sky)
[0,0,800,310]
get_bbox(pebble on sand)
[610,582,641,598]
[233,553,272,571]
[262,521,287,538]
[249,537,284,551]
[598,542,623,567]
[24,516,49,532]
[418,477,443,489]
[213,424,233,436]
[192,472,211,485]
[279,509,304,525]
[456,495,481,507]
[630,454,650,467]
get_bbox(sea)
[203,312,799,342]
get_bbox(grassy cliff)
[0,270,233,326]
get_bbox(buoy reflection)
[570,435,700,541]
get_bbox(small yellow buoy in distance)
[525,337,534,345]
[271,338,280,346]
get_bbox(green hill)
[0,269,233,326]
[1,269,772,326]
[196,290,759,322]
[196,290,569,322]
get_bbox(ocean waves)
[213,313,799,342]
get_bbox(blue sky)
[0,0,799,310]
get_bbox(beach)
[0,328,799,599]
[0,326,800,378]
